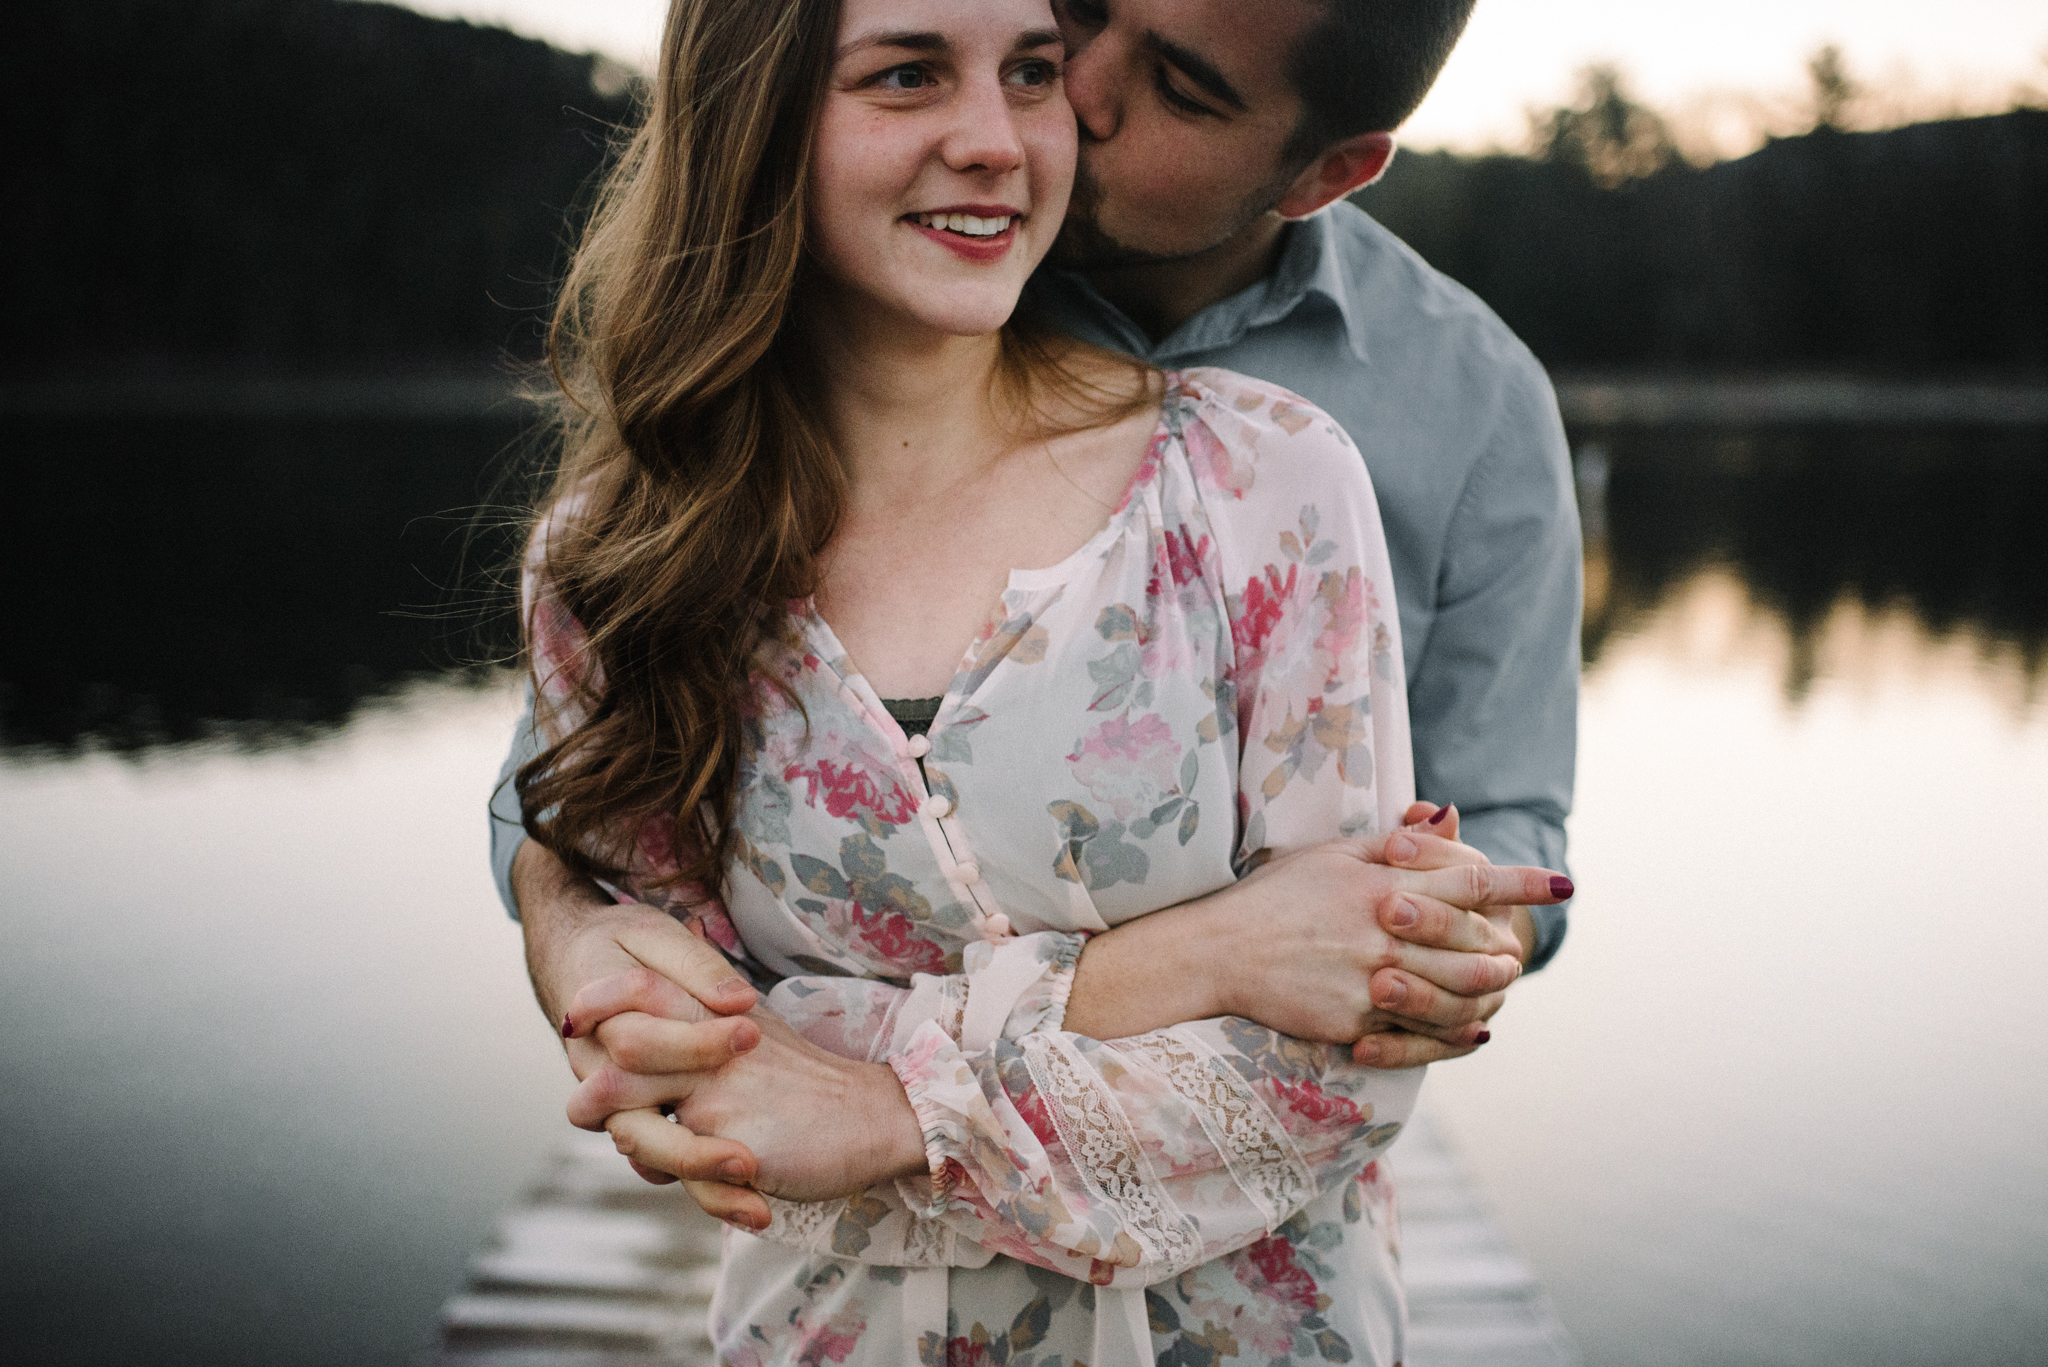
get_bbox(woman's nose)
[941,77,1028,174]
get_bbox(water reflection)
[2,413,530,752]
[6,415,2044,752]
[1578,422,2048,703]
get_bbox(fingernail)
[1387,898,1418,929]
[1428,805,1451,825]
[1385,833,1417,861]
[561,1016,575,1038]
[1355,1040,1381,1065]
[1549,876,1575,899]
[1377,978,1408,1008]
[719,1159,751,1182]
[716,977,751,998]
[1475,1029,1492,1045]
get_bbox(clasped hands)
[525,802,1568,1230]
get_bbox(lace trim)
[1021,1034,1200,1272]
[761,1194,844,1250]
[1132,1026,1314,1229]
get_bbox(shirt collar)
[1031,208,1371,367]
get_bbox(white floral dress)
[526,370,1422,1367]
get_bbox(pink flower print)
[1184,415,1255,498]
[1243,1233,1320,1311]
[1312,568,1366,688]
[937,1336,993,1367]
[845,902,950,977]
[1269,1076,1369,1128]
[1162,524,1210,589]
[634,813,680,877]
[685,900,743,955]
[1233,563,1298,660]
[1066,712,1182,821]
[784,745,919,831]
[1112,428,1169,515]
[1011,1081,1061,1148]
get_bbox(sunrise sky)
[398,0,2048,157]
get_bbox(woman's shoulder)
[1160,366,1371,505]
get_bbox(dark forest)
[8,0,2045,375]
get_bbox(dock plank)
[435,1113,1580,1365]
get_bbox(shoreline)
[4,369,2047,427]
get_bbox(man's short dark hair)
[1285,0,1477,161]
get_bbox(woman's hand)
[567,1004,928,1224]
[1061,803,1568,1065]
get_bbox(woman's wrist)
[1061,896,1239,1039]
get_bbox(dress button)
[904,734,932,759]
[984,913,1013,937]
[953,862,981,885]
[920,793,953,819]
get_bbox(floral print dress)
[526,370,1421,1367]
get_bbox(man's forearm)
[514,838,629,1027]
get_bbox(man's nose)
[1063,30,1119,142]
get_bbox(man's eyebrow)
[837,30,948,59]
[1142,32,1247,112]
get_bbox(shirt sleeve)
[754,375,1425,1287]
[1408,357,1580,969]
[489,690,540,922]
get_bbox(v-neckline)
[798,394,1176,741]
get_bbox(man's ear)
[1276,132,1395,220]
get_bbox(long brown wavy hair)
[521,0,1152,897]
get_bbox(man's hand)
[570,1007,926,1219]
[514,840,767,1212]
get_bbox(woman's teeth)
[913,212,1012,237]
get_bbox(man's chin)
[1045,214,1183,274]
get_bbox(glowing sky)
[399,0,2047,153]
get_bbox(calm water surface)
[1,416,2043,1365]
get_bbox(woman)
[519,0,1558,1362]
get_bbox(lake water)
[1,415,2044,1365]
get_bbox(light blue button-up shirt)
[491,201,1579,968]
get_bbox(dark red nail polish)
[1474,1030,1492,1045]
[1549,876,1574,899]
[561,1017,575,1038]
[1428,806,1451,825]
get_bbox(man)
[494,0,1577,1220]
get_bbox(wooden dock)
[432,1112,1580,1366]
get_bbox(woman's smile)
[905,203,1023,261]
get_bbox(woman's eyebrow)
[837,30,948,60]
[837,28,1064,60]
[1141,32,1247,111]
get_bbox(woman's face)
[807,0,1075,338]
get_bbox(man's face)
[1049,0,1323,270]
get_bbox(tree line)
[7,0,2043,375]
[1356,69,2046,373]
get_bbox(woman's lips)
[905,213,1019,263]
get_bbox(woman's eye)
[1007,60,1059,88]
[876,64,932,92]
